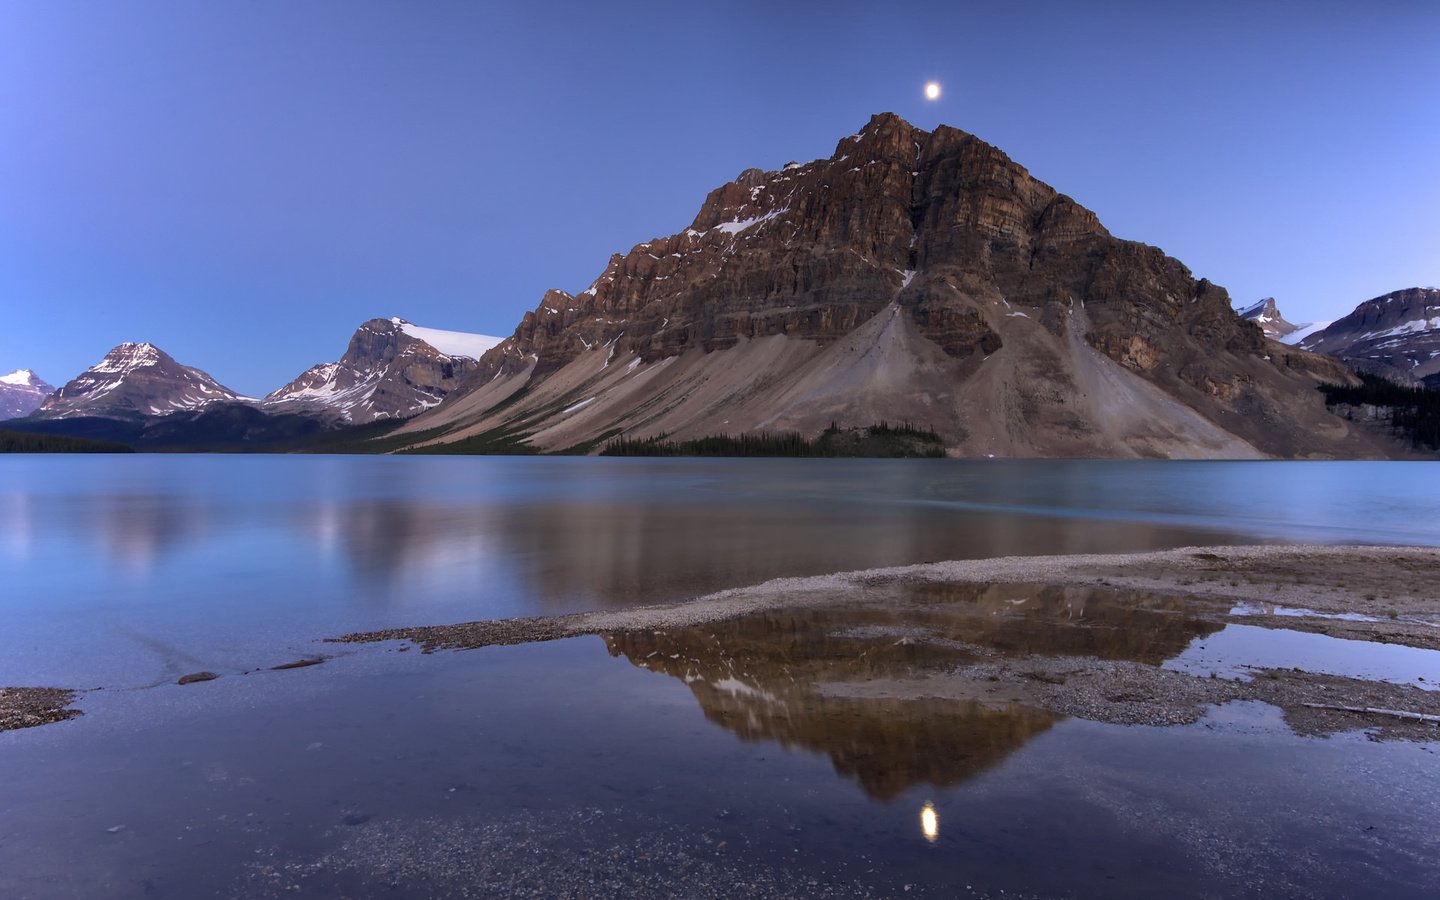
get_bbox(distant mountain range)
[3,114,1434,457]
[1237,289,1440,388]
[6,318,502,448]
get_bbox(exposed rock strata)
[393,113,1392,458]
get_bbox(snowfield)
[392,318,504,359]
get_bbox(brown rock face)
[1299,288,1440,387]
[265,318,480,423]
[400,113,1401,459]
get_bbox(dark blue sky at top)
[2,1,1436,396]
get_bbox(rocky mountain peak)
[264,316,496,423]
[34,343,244,420]
[92,342,165,373]
[1237,297,1300,340]
[392,112,1390,459]
[0,369,55,419]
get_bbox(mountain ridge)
[1298,287,1440,387]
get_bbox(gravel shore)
[0,687,79,733]
[335,544,1440,650]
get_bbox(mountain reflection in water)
[906,582,1225,664]
[6,459,1243,611]
[604,613,1059,800]
[601,584,1223,800]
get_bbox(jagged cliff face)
[34,343,245,419]
[0,370,54,419]
[1299,288,1440,387]
[397,113,1395,459]
[264,318,483,423]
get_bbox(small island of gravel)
[335,544,1440,742]
[0,687,81,733]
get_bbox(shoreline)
[335,543,1440,742]
[8,544,1439,737]
[335,544,1440,650]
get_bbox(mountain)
[264,317,500,423]
[1235,297,1330,347]
[1296,287,1440,388]
[1236,298,1300,341]
[0,370,55,419]
[387,112,1392,459]
[31,343,247,420]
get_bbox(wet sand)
[336,544,1440,741]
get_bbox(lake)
[2,456,1439,898]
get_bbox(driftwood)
[1301,703,1440,725]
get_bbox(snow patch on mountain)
[2,369,44,386]
[391,318,504,360]
[1283,322,1333,346]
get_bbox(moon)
[924,81,941,101]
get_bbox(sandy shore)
[336,544,1440,741]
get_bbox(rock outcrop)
[32,343,245,420]
[0,370,54,419]
[1297,288,1440,387]
[264,318,493,423]
[388,112,1398,459]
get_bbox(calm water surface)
[5,455,1439,687]
[2,455,1438,898]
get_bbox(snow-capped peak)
[390,317,504,360]
[1,369,43,386]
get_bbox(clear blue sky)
[2,0,1436,396]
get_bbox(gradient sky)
[2,1,1437,396]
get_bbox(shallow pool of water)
[2,636,1436,899]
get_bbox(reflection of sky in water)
[1165,624,1440,690]
[3,455,1439,688]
